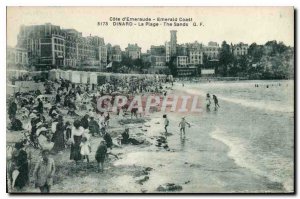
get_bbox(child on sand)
[95,140,107,173]
[80,137,91,165]
[163,114,169,134]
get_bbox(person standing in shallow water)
[163,114,169,135]
[212,95,220,110]
[206,93,211,111]
[178,117,191,137]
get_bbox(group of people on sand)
[8,142,55,193]
[7,76,169,193]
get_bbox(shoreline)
[174,84,293,192]
[7,82,293,193]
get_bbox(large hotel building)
[16,23,107,70]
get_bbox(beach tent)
[70,71,81,83]
[61,71,69,80]
[67,70,72,81]
[50,69,67,80]
[7,69,29,80]
[81,72,88,84]
[57,70,62,79]
[105,73,111,82]
[201,69,215,77]
[90,73,97,84]
[48,70,58,81]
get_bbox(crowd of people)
[7,74,221,193]
[7,75,169,193]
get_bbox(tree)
[202,53,209,67]
[121,55,133,68]
[219,41,234,76]
[167,56,178,77]
[248,43,263,62]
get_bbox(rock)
[143,171,149,175]
[157,136,167,143]
[156,183,182,192]
[145,167,153,172]
[136,176,150,185]
[184,180,191,184]
[141,188,147,193]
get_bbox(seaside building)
[170,30,177,57]
[189,50,203,65]
[111,45,122,62]
[203,41,220,60]
[7,46,29,69]
[188,41,204,66]
[151,56,166,67]
[165,42,171,62]
[176,56,188,67]
[125,44,141,60]
[16,23,106,70]
[150,45,166,56]
[99,45,108,69]
[231,42,249,56]
[64,29,81,68]
[149,45,166,67]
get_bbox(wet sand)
[7,83,292,193]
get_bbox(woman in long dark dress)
[70,120,84,163]
[10,142,29,190]
[51,116,65,153]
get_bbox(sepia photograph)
[6,6,294,193]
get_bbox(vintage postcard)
[6,7,294,193]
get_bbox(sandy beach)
[7,80,294,193]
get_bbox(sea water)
[114,80,294,192]
[186,80,294,192]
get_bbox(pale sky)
[7,7,294,52]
